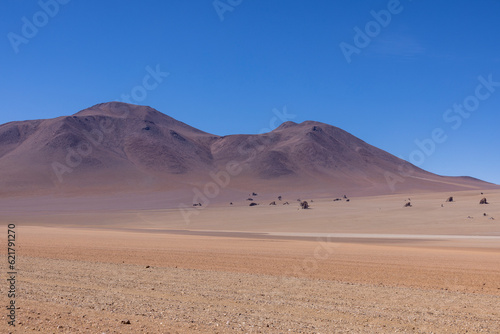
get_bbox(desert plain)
[1,188,499,333]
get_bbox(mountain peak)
[71,102,208,133]
[74,102,163,119]
[274,121,298,131]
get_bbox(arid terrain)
[1,102,497,198]
[4,0,500,330]
[1,103,499,332]
[1,189,499,333]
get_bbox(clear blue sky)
[1,0,499,184]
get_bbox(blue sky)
[1,0,499,184]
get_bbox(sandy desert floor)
[1,189,499,333]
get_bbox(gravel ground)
[1,255,499,333]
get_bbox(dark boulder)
[480,198,489,205]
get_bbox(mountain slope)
[0,102,496,197]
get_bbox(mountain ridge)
[0,102,496,197]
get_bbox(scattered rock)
[230,202,233,205]
[278,196,282,201]
[252,192,258,196]
[479,198,489,205]
[283,202,289,205]
[269,201,276,206]
[121,320,131,324]
[146,265,150,268]
[300,201,309,209]
[249,202,258,207]
[247,198,253,201]
[446,196,453,202]
[404,202,412,208]
[483,213,488,217]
